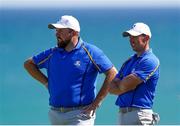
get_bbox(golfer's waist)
[119,107,152,113]
[50,105,88,113]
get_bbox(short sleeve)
[32,48,54,69]
[132,58,160,82]
[95,52,113,73]
[89,45,113,73]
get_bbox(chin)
[132,48,137,52]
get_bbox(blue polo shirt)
[32,38,113,107]
[115,49,160,109]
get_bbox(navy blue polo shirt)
[32,38,113,107]
[115,49,160,109]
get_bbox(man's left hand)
[82,102,101,116]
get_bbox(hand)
[109,79,121,95]
[109,81,118,89]
[82,102,101,116]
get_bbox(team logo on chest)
[74,60,81,67]
[131,68,135,73]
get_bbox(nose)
[56,31,61,38]
[56,32,59,37]
[129,36,134,43]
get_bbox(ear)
[68,31,75,38]
[72,31,79,36]
[144,35,149,41]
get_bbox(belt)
[50,106,86,113]
[119,107,140,113]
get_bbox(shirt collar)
[135,49,152,58]
[74,37,84,50]
[57,46,64,52]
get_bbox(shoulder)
[140,52,160,68]
[44,47,57,53]
[41,47,57,54]
[33,47,57,59]
[83,42,103,55]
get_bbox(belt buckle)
[60,107,75,113]
[60,107,65,112]
[59,107,68,113]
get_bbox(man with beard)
[24,15,117,125]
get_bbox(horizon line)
[1,0,180,9]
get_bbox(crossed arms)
[109,74,143,95]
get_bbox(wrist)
[94,99,102,108]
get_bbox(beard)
[57,38,71,48]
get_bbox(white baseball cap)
[48,15,80,32]
[122,22,151,38]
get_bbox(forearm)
[109,81,122,95]
[109,74,143,95]
[109,77,125,95]
[24,59,48,86]
[93,81,109,106]
[93,67,117,106]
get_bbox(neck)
[137,45,149,57]
[65,36,79,52]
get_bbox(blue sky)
[1,0,180,8]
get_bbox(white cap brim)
[48,24,67,29]
[123,29,142,37]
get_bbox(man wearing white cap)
[109,22,160,125]
[24,15,117,125]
